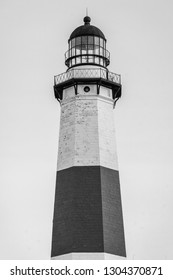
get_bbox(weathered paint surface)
[97,98,118,170]
[57,87,118,171]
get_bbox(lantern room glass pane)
[71,38,75,47]
[95,47,99,55]
[72,58,75,65]
[76,48,81,55]
[95,57,99,64]
[88,56,93,63]
[82,36,87,45]
[94,36,99,45]
[88,47,94,54]
[76,37,81,46]
[100,47,104,56]
[71,47,76,56]
[88,36,94,44]
[82,48,87,54]
[82,56,87,63]
[106,49,109,58]
[76,57,81,64]
[93,45,99,53]
[100,38,104,47]
[88,44,94,50]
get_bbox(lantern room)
[65,16,110,69]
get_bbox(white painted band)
[57,94,119,171]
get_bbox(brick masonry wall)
[51,166,126,257]
[100,166,126,256]
[51,166,104,256]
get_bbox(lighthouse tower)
[51,16,126,260]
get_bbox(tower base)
[51,253,126,260]
[51,166,126,258]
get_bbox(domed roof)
[69,16,106,40]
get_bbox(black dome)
[69,16,106,40]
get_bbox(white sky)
[0,0,173,260]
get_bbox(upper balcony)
[54,68,121,85]
[54,68,121,102]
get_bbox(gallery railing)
[54,68,121,85]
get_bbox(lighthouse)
[51,16,126,260]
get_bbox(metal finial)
[83,9,91,25]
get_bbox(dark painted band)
[51,166,126,257]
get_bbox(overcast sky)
[0,0,173,260]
